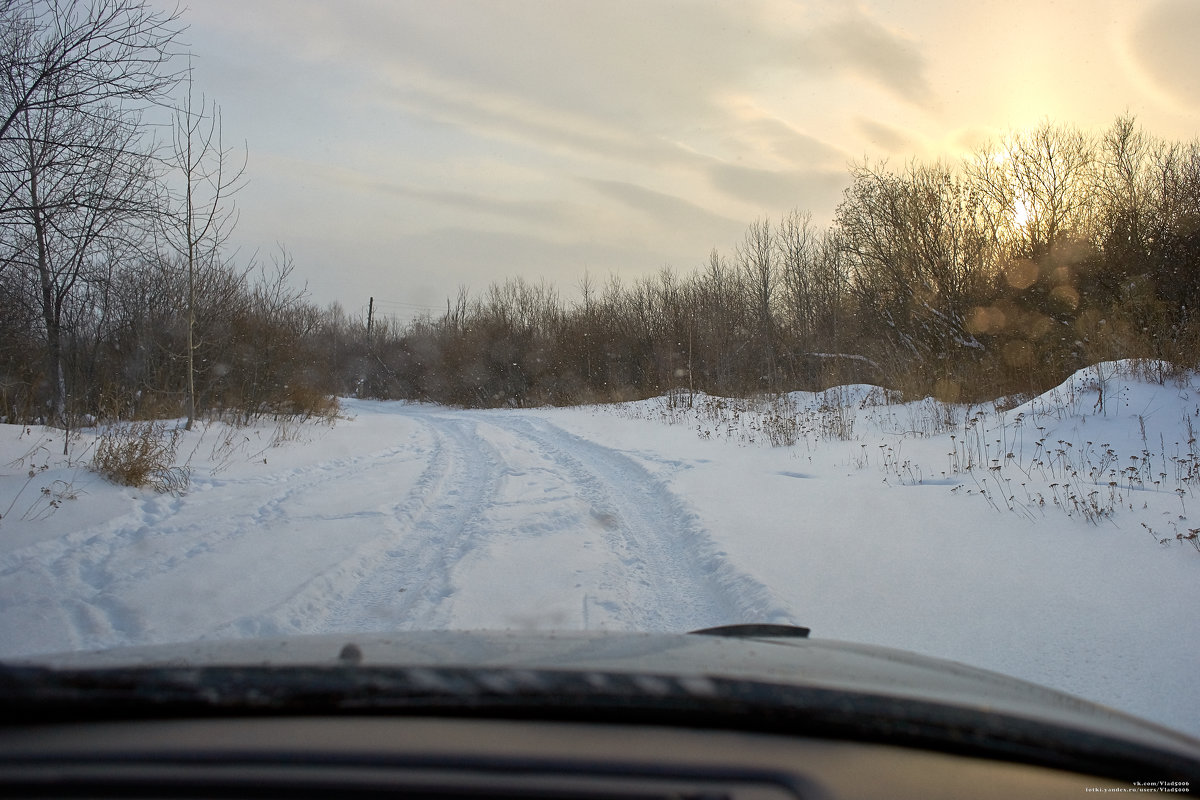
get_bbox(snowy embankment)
[1,361,1197,737]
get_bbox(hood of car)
[5,630,1200,788]
[7,629,1195,751]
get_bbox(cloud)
[726,116,846,167]
[1127,0,1200,109]
[375,72,691,168]
[364,3,935,156]
[707,162,847,213]
[580,179,744,238]
[361,180,569,229]
[854,118,916,154]
[171,0,966,309]
[382,226,701,298]
[949,126,1002,157]
[190,1,929,161]
[792,11,933,105]
[298,0,775,144]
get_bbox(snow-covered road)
[217,406,791,635]
[0,404,789,655]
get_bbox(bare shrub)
[92,422,189,493]
[274,385,341,421]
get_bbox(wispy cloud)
[707,162,847,213]
[580,179,745,238]
[793,10,933,105]
[721,114,846,167]
[854,118,916,154]
[364,180,571,230]
[1127,0,1200,109]
[171,0,1195,309]
[374,71,692,168]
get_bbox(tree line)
[2,1,1198,424]
[1,0,335,426]
[370,116,1200,407]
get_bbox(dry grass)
[271,385,341,420]
[91,421,189,493]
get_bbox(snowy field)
[1,361,1198,737]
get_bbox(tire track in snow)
[231,409,505,636]
[0,431,427,654]
[1,406,794,655]
[266,409,795,635]
[483,414,795,631]
[240,408,793,636]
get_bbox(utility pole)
[367,296,374,335]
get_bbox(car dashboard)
[1,715,1179,800]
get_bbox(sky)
[166,0,1200,323]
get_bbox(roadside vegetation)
[2,2,1198,434]
[381,117,1200,409]
[611,359,1200,553]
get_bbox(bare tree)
[776,209,818,338]
[690,247,746,393]
[1,0,181,221]
[736,217,778,387]
[0,55,159,422]
[966,122,1096,263]
[836,159,991,371]
[0,0,180,423]
[1090,116,1200,338]
[158,62,246,429]
[810,227,852,354]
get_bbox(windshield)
[1,0,1198,744]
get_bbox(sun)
[1012,193,1032,229]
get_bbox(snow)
[1,360,1198,737]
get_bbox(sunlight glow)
[1012,194,1031,229]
